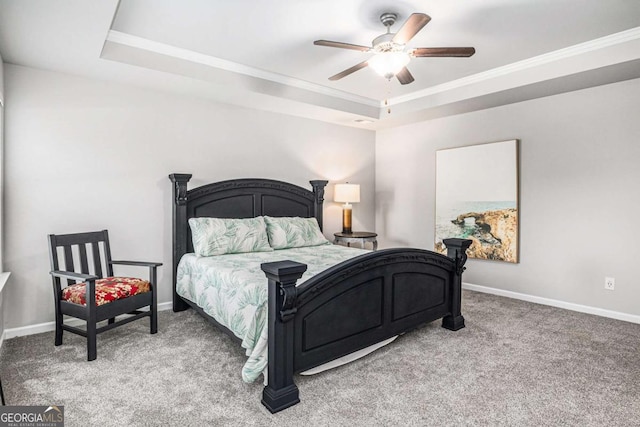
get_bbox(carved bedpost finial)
[176,182,187,205]
[310,180,328,204]
[443,238,473,275]
[261,261,307,322]
[169,173,192,206]
[310,180,328,231]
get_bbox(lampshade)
[334,184,360,204]
[368,52,411,80]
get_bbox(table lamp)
[334,183,360,234]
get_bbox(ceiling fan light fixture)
[368,51,411,79]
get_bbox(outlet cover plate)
[605,277,615,291]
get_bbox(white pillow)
[263,216,329,249]
[188,217,273,256]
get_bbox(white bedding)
[176,243,389,383]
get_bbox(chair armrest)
[110,260,163,267]
[110,261,161,287]
[50,270,98,282]
[50,270,99,306]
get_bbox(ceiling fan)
[314,12,475,85]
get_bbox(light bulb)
[368,52,411,79]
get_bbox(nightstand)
[333,232,378,250]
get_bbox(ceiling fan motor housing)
[379,12,398,28]
[372,33,404,53]
[374,13,404,53]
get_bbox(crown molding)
[388,26,640,106]
[104,26,640,124]
[105,30,380,108]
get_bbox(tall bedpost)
[441,238,473,331]
[310,180,328,231]
[260,260,308,413]
[169,173,192,312]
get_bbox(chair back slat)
[63,245,75,286]
[102,230,114,277]
[78,244,89,274]
[91,241,103,279]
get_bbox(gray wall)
[3,64,376,330]
[376,78,640,317]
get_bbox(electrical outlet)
[605,277,615,291]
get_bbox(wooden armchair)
[48,230,161,361]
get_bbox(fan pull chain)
[385,78,392,114]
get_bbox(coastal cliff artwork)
[435,140,519,263]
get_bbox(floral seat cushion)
[62,277,151,306]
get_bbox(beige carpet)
[1,290,639,426]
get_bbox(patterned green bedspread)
[176,243,369,383]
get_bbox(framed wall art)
[435,140,519,263]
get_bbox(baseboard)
[463,282,640,324]
[3,301,173,340]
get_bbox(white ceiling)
[1,0,639,129]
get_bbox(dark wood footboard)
[260,238,471,413]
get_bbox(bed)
[169,173,472,413]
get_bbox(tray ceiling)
[1,0,639,128]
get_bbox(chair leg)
[150,281,158,335]
[0,376,6,406]
[54,312,63,346]
[150,305,158,335]
[87,321,97,361]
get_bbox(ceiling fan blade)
[329,61,369,81]
[314,40,371,52]
[411,47,476,57]
[392,13,431,45]
[396,67,415,85]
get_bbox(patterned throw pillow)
[188,217,273,256]
[263,216,329,249]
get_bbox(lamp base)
[342,207,353,234]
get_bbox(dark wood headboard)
[168,174,328,309]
